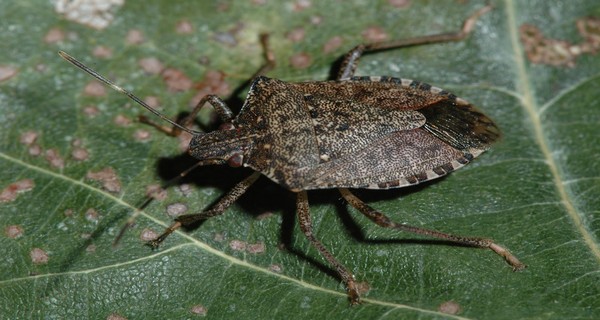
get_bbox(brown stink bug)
[59,4,525,305]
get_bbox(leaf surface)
[1,0,599,319]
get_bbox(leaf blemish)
[85,208,100,223]
[126,29,145,45]
[166,203,188,217]
[176,20,193,34]
[83,81,107,97]
[139,57,165,75]
[133,129,151,142]
[141,228,159,242]
[5,225,24,239]
[83,105,100,118]
[86,167,122,193]
[229,239,247,251]
[146,184,168,200]
[30,248,49,265]
[92,46,113,59]
[45,149,65,169]
[246,242,266,254]
[190,304,207,316]
[0,179,35,203]
[438,300,461,315]
[19,131,38,146]
[0,65,18,82]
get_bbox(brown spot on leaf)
[146,184,168,200]
[438,300,461,315]
[28,144,42,156]
[310,16,323,25]
[162,68,193,92]
[323,36,343,54]
[93,46,113,58]
[53,0,123,30]
[256,211,274,220]
[0,65,18,82]
[577,17,600,51]
[30,248,49,264]
[286,28,306,42]
[229,239,246,251]
[71,139,89,161]
[143,96,161,109]
[83,105,100,117]
[106,313,127,320]
[86,167,122,193]
[355,281,370,295]
[126,29,144,45]
[269,264,283,273]
[362,26,388,42]
[176,20,193,34]
[5,225,24,239]
[290,52,312,69]
[520,18,600,67]
[84,81,107,97]
[166,203,188,217]
[139,57,164,75]
[189,70,230,108]
[71,147,89,161]
[85,208,99,222]
[140,228,159,242]
[86,244,96,253]
[133,129,151,142]
[20,131,38,146]
[246,242,266,254]
[178,184,193,197]
[44,27,65,43]
[113,114,132,127]
[45,149,65,169]
[213,232,225,242]
[293,0,312,11]
[388,0,411,8]
[191,304,207,316]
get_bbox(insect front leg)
[149,171,261,247]
[336,4,493,80]
[339,188,526,271]
[296,191,362,305]
[139,94,234,136]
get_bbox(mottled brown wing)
[304,128,471,189]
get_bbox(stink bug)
[59,4,525,305]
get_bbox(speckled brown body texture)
[190,75,499,191]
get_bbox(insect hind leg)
[338,188,526,271]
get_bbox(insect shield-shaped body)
[193,76,498,192]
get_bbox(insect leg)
[251,33,276,78]
[296,191,361,305]
[148,171,261,247]
[336,4,492,80]
[339,188,526,271]
[139,94,234,136]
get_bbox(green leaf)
[1,0,599,319]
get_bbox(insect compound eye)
[227,153,244,167]
[219,123,236,131]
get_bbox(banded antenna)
[58,51,198,135]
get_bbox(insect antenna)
[58,51,199,135]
